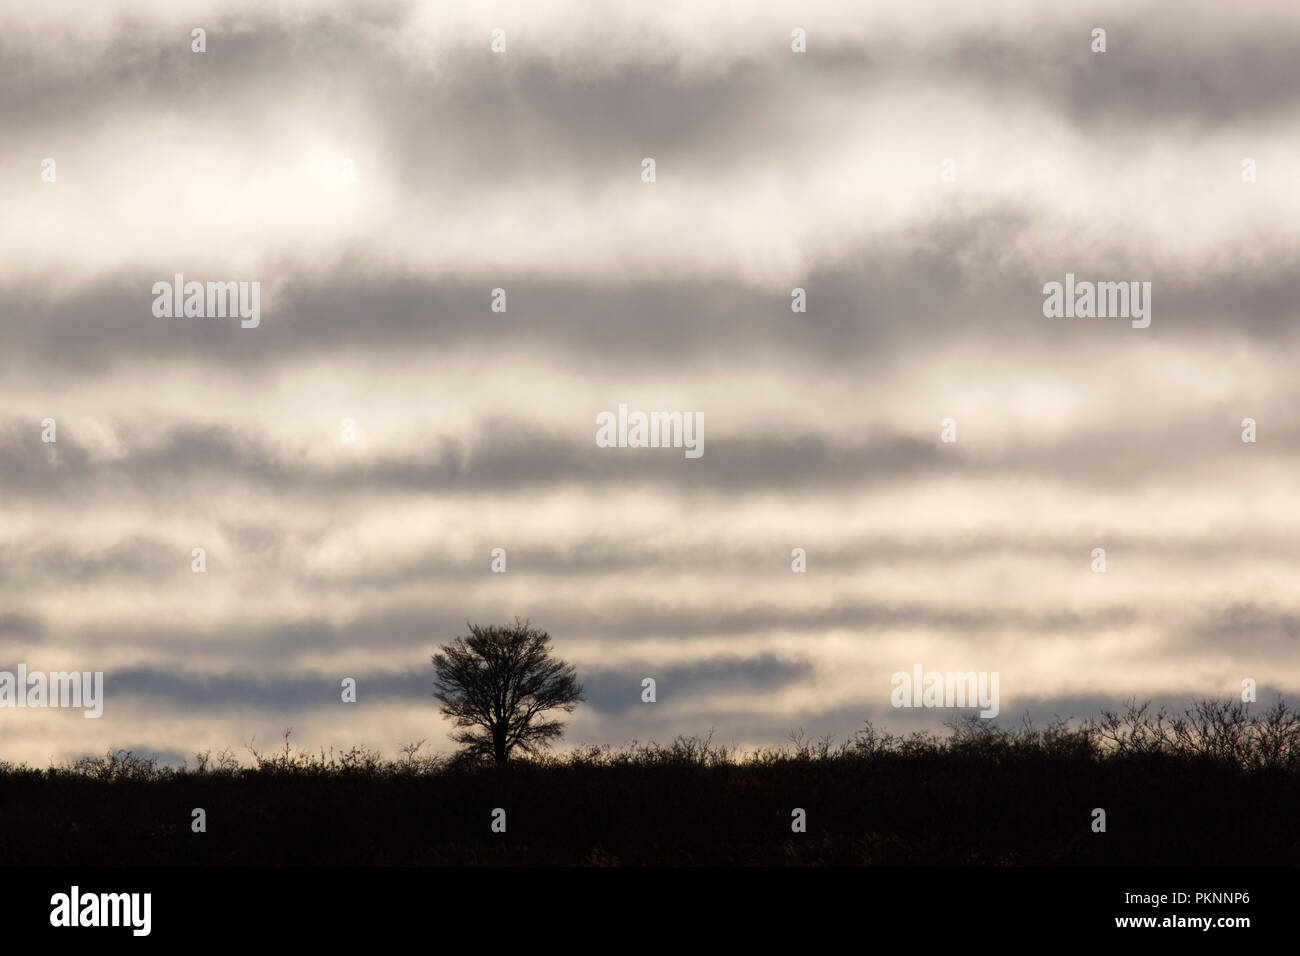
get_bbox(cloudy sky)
[2,0,1298,766]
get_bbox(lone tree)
[432,619,584,766]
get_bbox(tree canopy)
[432,618,584,765]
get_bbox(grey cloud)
[0,3,410,130]
[0,537,180,587]
[4,213,1299,376]
[96,653,809,721]
[0,613,45,639]
[544,598,1141,642]
[109,665,432,712]
[5,407,1300,503]
[10,523,1299,595]
[73,607,473,663]
[7,2,1298,161]
[1181,602,1300,656]
[580,654,813,715]
[1,241,1018,368]
[305,528,1300,590]
[66,596,1141,669]
[937,23,1300,129]
[0,417,957,498]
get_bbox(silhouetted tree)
[432,618,584,766]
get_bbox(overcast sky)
[2,0,1298,767]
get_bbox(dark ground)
[3,700,1298,866]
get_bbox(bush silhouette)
[2,695,1298,865]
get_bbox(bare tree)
[432,618,584,766]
